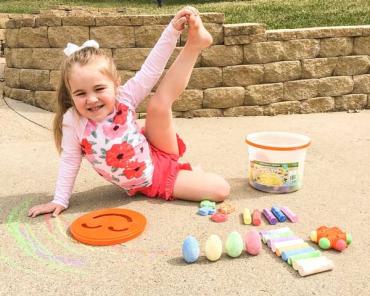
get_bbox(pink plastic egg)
[244,230,262,255]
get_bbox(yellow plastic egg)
[205,234,223,261]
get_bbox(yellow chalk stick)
[243,208,252,225]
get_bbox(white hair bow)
[63,40,100,56]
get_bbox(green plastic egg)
[225,231,244,258]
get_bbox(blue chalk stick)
[281,247,315,262]
[271,206,287,222]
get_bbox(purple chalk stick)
[267,236,299,248]
[269,236,299,250]
[263,208,278,225]
[280,206,298,223]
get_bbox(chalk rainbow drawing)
[1,198,180,278]
[3,199,85,275]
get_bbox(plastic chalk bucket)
[245,132,310,193]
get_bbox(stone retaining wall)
[2,9,370,117]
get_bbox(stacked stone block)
[0,15,7,42]
[2,9,370,117]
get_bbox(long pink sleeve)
[119,22,181,108]
[52,110,83,208]
[52,23,181,208]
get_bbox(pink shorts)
[129,134,192,200]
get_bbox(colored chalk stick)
[280,206,298,223]
[268,236,299,249]
[260,227,290,236]
[271,239,304,252]
[275,242,310,256]
[252,209,261,226]
[281,247,315,262]
[294,256,334,276]
[262,229,295,244]
[262,208,278,225]
[271,206,287,222]
[262,230,287,244]
[288,250,321,265]
[260,227,292,242]
[243,208,252,225]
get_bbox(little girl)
[28,6,230,218]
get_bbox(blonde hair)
[53,47,120,153]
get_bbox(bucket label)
[249,161,299,192]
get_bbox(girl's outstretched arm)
[119,7,196,108]
[28,110,83,217]
[52,110,83,210]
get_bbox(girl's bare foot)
[186,13,213,50]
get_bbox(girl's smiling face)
[68,57,119,122]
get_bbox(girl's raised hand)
[28,202,66,218]
[172,6,199,31]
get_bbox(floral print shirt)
[52,23,181,208]
[81,99,153,193]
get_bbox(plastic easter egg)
[182,236,200,263]
[244,230,262,255]
[225,231,244,258]
[205,234,223,261]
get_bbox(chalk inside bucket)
[246,132,310,193]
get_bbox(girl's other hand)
[172,6,199,31]
[28,202,66,218]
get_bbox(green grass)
[0,0,369,29]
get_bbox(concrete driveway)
[0,96,369,295]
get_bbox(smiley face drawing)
[70,208,146,246]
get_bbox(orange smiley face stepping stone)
[70,208,146,246]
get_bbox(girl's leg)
[144,13,213,155]
[144,13,230,202]
[173,169,230,202]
